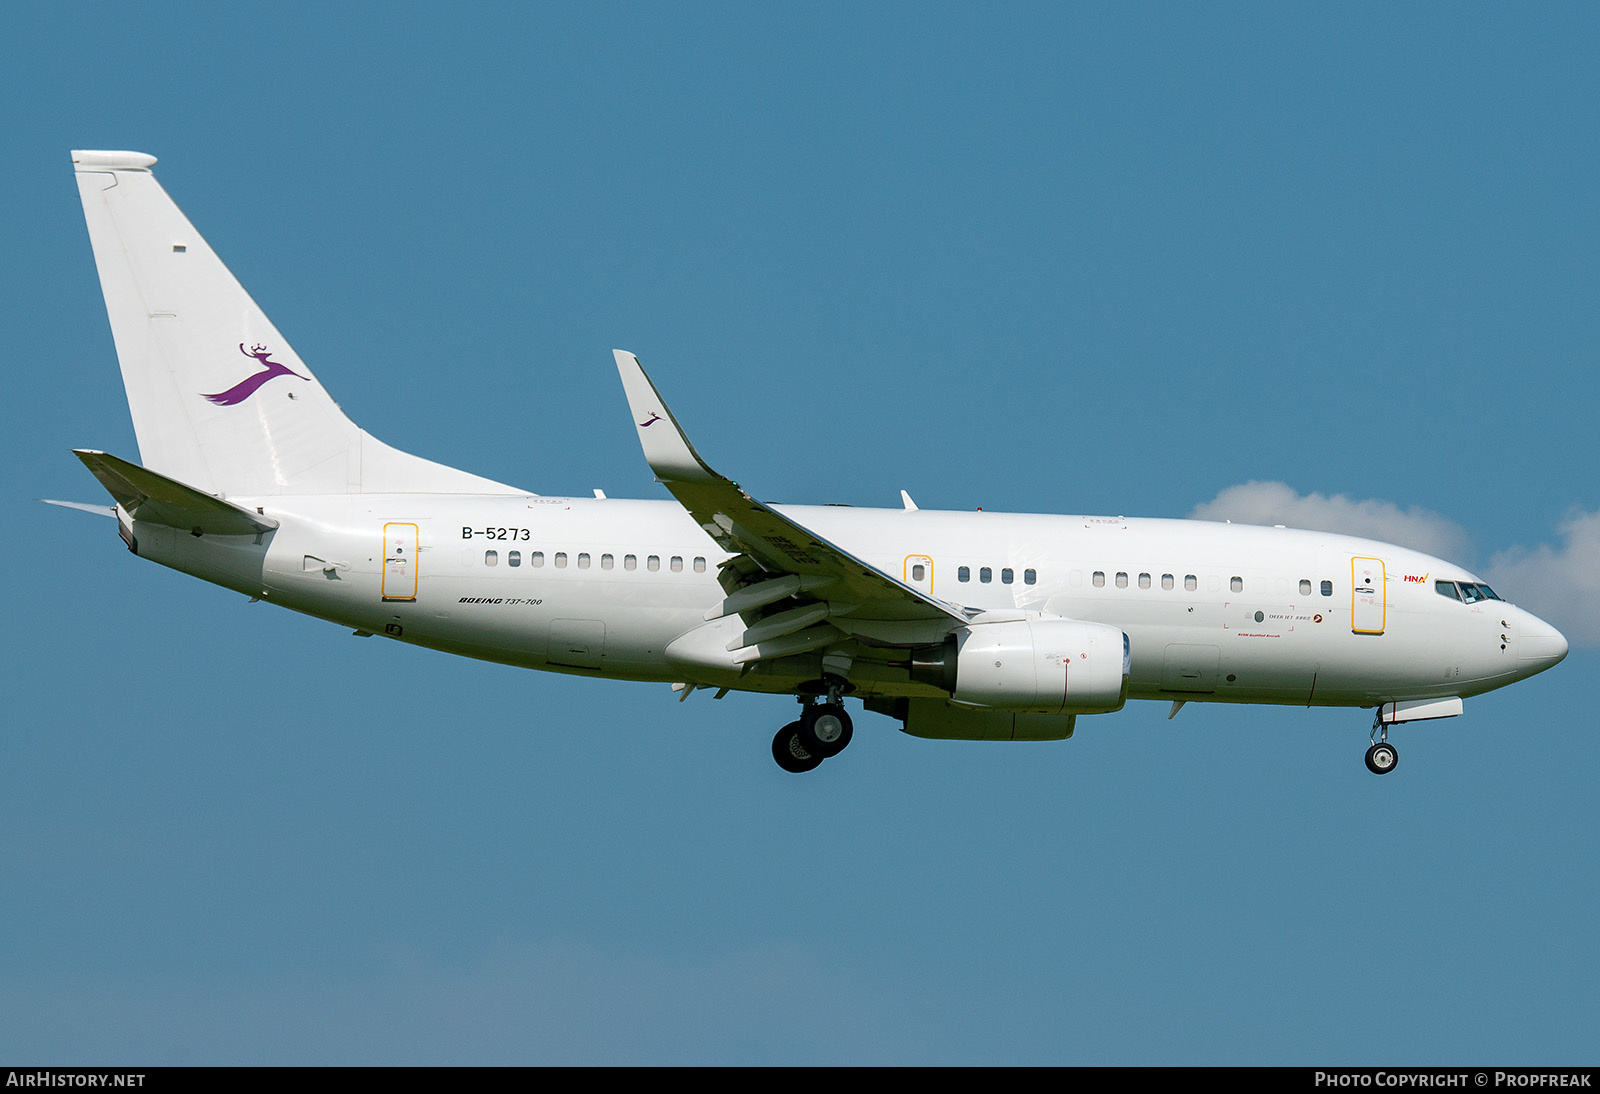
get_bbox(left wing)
[614,350,964,664]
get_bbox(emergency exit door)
[904,554,934,595]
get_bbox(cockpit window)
[1438,580,1503,604]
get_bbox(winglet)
[613,350,722,484]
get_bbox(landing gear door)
[904,555,934,596]
[1351,556,1385,635]
[382,522,419,602]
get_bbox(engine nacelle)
[916,619,1129,714]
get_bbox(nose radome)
[1518,609,1569,673]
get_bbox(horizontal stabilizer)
[41,498,117,518]
[73,450,279,535]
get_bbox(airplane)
[57,149,1569,775]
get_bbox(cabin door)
[1351,556,1385,635]
[382,522,419,602]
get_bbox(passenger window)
[1138,573,1151,589]
[555,552,567,568]
[484,550,498,566]
[670,556,683,573]
[1321,580,1332,597]
[1435,580,1462,602]
[624,554,637,571]
[648,555,660,572]
[577,552,591,569]
[1001,568,1013,584]
[508,550,521,567]
[531,551,545,567]
[1024,569,1037,585]
[980,567,992,584]
[694,557,707,573]
[911,563,926,581]
[1299,579,1311,596]
[959,566,971,583]
[1116,572,1128,589]
[1162,574,1174,590]
[1230,576,1243,593]
[1185,575,1197,591]
[601,553,614,570]
[1092,571,1105,588]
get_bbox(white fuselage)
[127,492,1555,710]
[64,148,1571,767]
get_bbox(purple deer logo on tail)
[201,343,310,406]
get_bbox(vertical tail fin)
[72,150,524,497]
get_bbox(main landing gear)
[771,686,855,774]
[1365,713,1399,775]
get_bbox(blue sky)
[3,3,1596,1064]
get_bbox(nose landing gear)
[1365,741,1399,774]
[1366,713,1399,775]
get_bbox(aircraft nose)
[1518,609,1569,675]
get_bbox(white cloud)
[1190,484,1598,649]
[1486,508,1600,648]
[1189,481,1474,562]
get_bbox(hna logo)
[1403,573,1430,584]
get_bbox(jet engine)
[910,618,1130,714]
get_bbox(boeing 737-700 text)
[56,150,1569,774]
